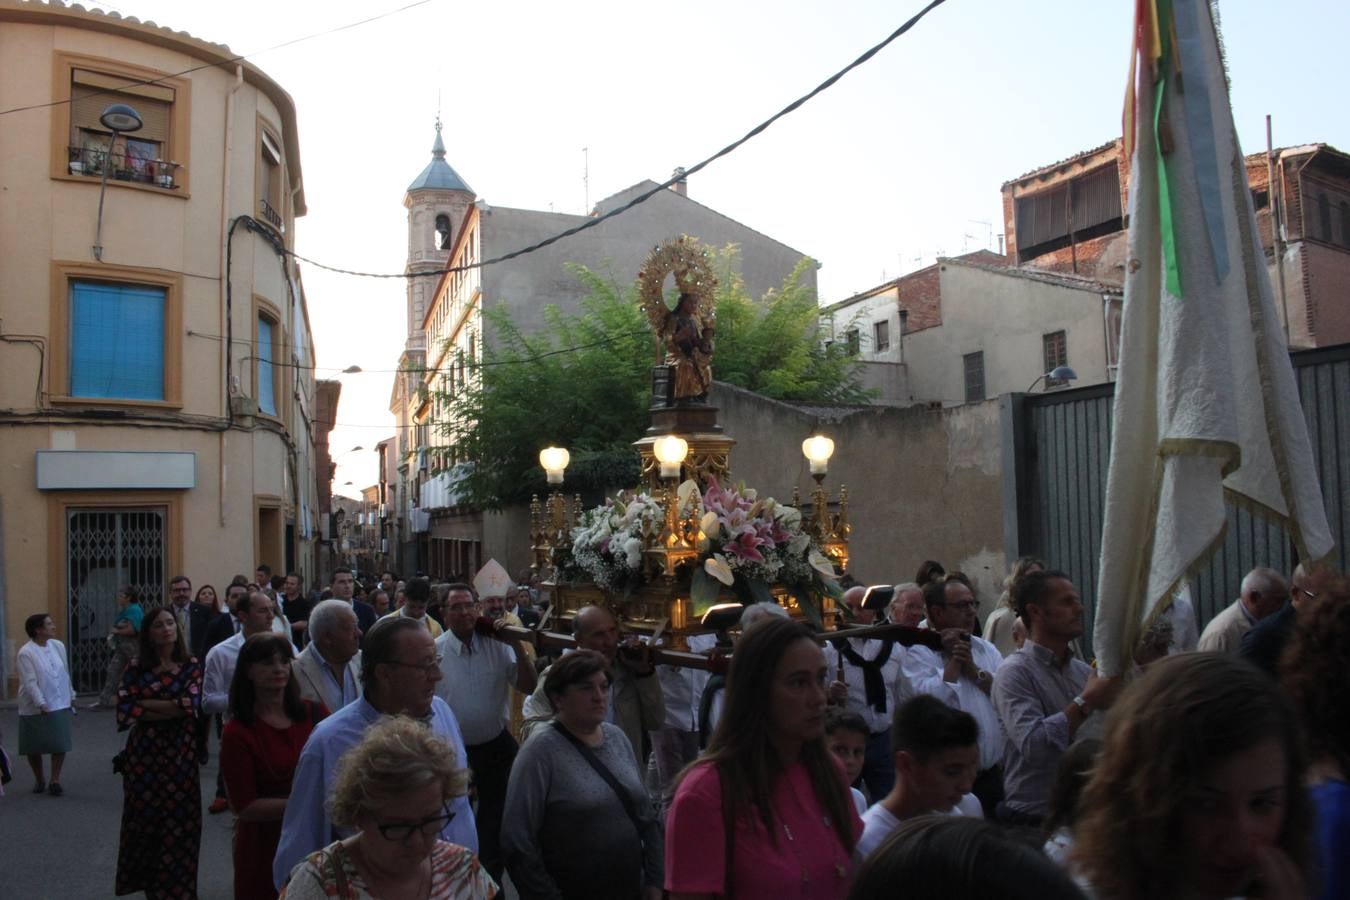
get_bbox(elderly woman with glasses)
[279,715,497,900]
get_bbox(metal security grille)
[1010,344,1350,658]
[65,508,166,692]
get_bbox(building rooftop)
[1002,138,1121,188]
[942,255,1123,294]
[822,250,1006,313]
[408,120,473,194]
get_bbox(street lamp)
[92,103,143,262]
[342,365,363,374]
[1027,365,1078,392]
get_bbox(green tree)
[436,249,869,509]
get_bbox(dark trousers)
[465,728,518,884]
[861,730,896,802]
[972,764,1004,819]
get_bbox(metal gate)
[65,507,166,692]
[1010,343,1350,657]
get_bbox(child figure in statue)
[663,291,714,403]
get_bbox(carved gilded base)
[546,578,840,651]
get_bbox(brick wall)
[896,264,943,331]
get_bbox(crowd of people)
[3,554,1347,899]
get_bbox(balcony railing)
[259,198,283,229]
[68,146,181,189]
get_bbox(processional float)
[517,236,936,668]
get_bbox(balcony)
[259,198,283,229]
[68,146,180,189]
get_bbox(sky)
[69,0,1350,495]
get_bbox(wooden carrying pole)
[498,621,941,673]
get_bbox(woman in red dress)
[220,633,326,900]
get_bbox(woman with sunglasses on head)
[279,714,497,900]
[220,633,327,900]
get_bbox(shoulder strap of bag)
[549,720,644,836]
[328,842,352,898]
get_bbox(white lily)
[700,511,720,540]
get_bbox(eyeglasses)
[383,654,443,675]
[1298,587,1322,602]
[375,805,455,842]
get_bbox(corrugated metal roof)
[1002,138,1121,188]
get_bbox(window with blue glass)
[69,281,165,400]
[257,314,277,416]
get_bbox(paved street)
[0,698,235,900]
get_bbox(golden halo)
[636,236,718,338]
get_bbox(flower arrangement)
[561,476,841,621]
[564,490,664,591]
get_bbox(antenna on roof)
[582,147,590,214]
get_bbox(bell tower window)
[435,214,452,250]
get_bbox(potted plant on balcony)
[154,161,174,188]
[68,147,85,175]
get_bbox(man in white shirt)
[203,590,292,717]
[1198,567,1288,654]
[902,578,1007,817]
[857,695,982,859]
[434,582,536,883]
[653,630,717,813]
[292,599,363,712]
[887,582,925,627]
[826,585,913,800]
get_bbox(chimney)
[670,167,688,197]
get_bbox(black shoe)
[47,783,63,797]
[32,781,45,794]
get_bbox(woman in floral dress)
[115,605,204,899]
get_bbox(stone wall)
[711,383,1009,610]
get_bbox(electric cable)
[0,0,434,118]
[275,0,951,279]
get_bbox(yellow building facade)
[0,2,325,694]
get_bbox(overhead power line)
[0,0,434,118]
[279,0,951,280]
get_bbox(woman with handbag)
[16,613,76,795]
[115,605,204,899]
[220,633,327,900]
[665,617,862,900]
[502,650,663,900]
[279,715,497,899]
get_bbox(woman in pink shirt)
[666,616,862,900]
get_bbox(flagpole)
[1265,115,1291,343]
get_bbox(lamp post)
[92,103,143,262]
[650,434,697,578]
[799,432,850,574]
[652,435,689,480]
[532,447,576,574]
[1026,365,1078,392]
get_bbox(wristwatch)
[1072,694,1090,715]
[976,670,992,687]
